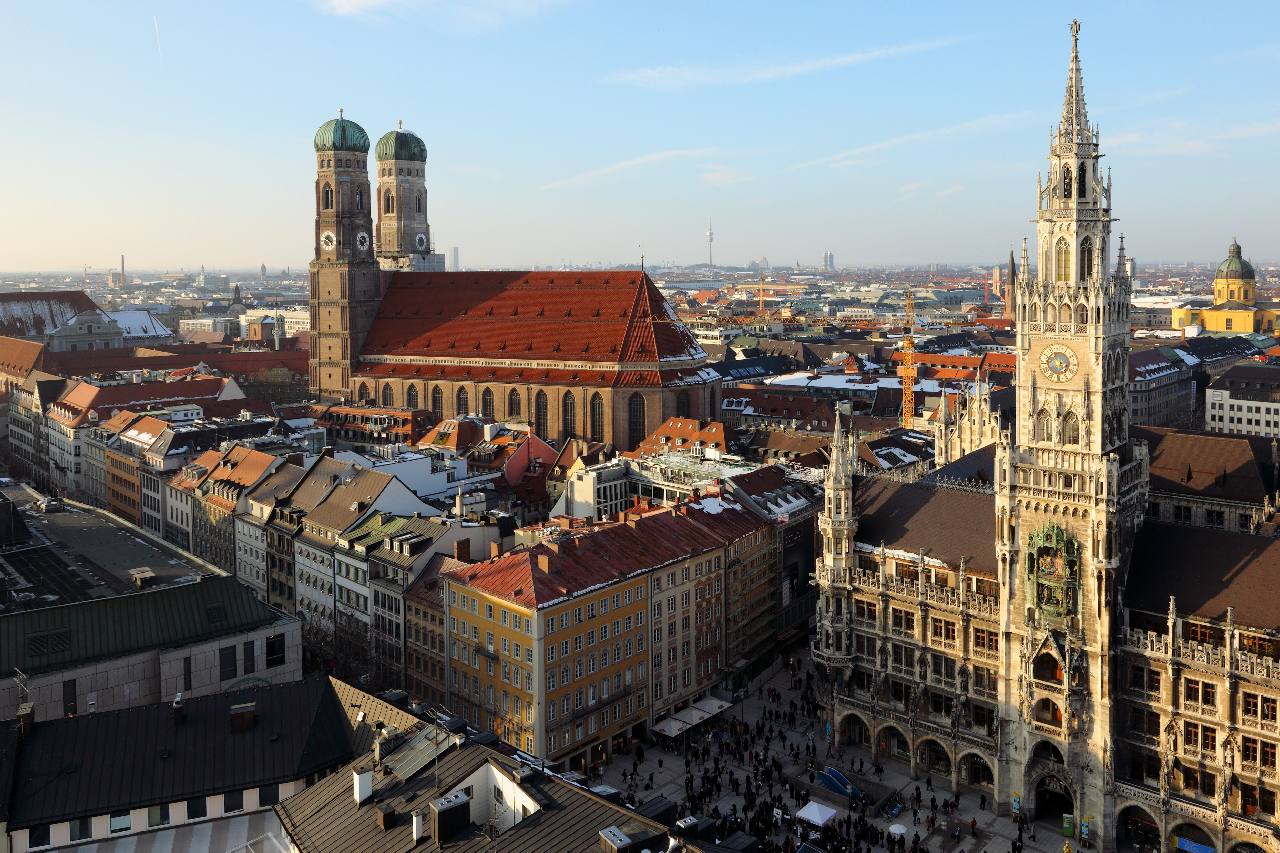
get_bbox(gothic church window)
[357,382,371,402]
[322,185,333,210]
[1076,304,1088,326]
[481,388,495,420]
[430,386,443,416]
[1035,409,1051,442]
[589,393,605,442]
[1055,238,1071,283]
[1080,236,1093,281]
[384,192,394,214]
[628,393,647,449]
[534,392,548,437]
[416,194,422,214]
[1077,162,1086,199]
[507,389,521,419]
[405,385,419,409]
[562,392,577,438]
[456,387,469,416]
[1059,304,1071,325]
[381,384,394,407]
[676,391,690,419]
[1061,412,1080,445]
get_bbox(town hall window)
[1055,237,1071,282]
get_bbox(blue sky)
[1,0,1277,272]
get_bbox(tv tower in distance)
[706,218,714,270]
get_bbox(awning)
[797,801,838,827]
[693,697,733,717]
[673,706,710,727]
[652,716,691,737]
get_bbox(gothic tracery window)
[1035,409,1052,442]
[456,387,469,416]
[1077,162,1086,199]
[405,384,419,409]
[322,184,333,210]
[1055,238,1071,283]
[534,391,548,437]
[1061,412,1080,445]
[1062,164,1072,199]
[507,388,521,419]
[1080,236,1094,281]
[430,385,443,416]
[562,391,577,438]
[589,393,605,442]
[628,393,646,449]
[381,384,394,407]
[481,387,495,420]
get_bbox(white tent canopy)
[693,696,732,716]
[673,706,710,727]
[797,801,837,827]
[652,716,690,738]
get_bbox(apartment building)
[1206,363,1280,437]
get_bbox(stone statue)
[959,664,970,694]
[918,654,929,682]
[879,641,889,670]
[1103,743,1114,794]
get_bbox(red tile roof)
[625,418,728,459]
[358,272,705,378]
[0,336,45,380]
[445,502,770,609]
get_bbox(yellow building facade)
[1173,240,1274,333]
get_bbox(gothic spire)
[1060,19,1089,144]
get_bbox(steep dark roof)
[927,444,997,487]
[1133,426,1277,503]
[276,739,670,853]
[0,576,287,676]
[5,677,351,828]
[1128,522,1280,629]
[854,477,997,576]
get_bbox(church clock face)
[415,233,428,251]
[320,231,336,250]
[356,231,370,252]
[1039,344,1079,383]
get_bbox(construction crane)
[897,285,917,430]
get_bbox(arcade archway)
[1169,822,1215,853]
[1032,740,1065,764]
[1035,774,1074,823]
[839,712,870,747]
[959,752,994,787]
[877,724,910,763]
[1117,804,1159,851]
[917,738,952,776]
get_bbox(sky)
[1,0,1277,273]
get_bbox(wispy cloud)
[701,165,753,187]
[318,0,564,30]
[152,16,163,65]
[1108,117,1280,156]
[935,184,964,198]
[606,36,966,90]
[795,112,1031,169]
[897,181,925,195]
[540,148,716,190]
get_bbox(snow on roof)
[763,370,948,394]
[109,310,172,338]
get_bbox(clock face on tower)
[320,231,336,250]
[415,233,428,251]
[1039,344,1079,382]
[356,231,370,252]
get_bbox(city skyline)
[2,1,1278,271]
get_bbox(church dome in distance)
[314,114,370,153]
[1216,239,1256,281]
[376,125,427,162]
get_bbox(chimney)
[376,802,397,831]
[16,703,33,737]
[453,539,471,562]
[412,809,427,843]
[537,552,553,574]
[172,693,185,724]
[228,701,256,733]
[489,541,502,558]
[353,766,374,805]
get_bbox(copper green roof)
[0,576,287,676]
[375,127,427,162]
[1216,239,1256,281]
[314,115,370,153]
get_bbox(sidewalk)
[598,661,1080,853]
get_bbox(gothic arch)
[1055,237,1071,282]
[481,387,495,420]
[958,752,995,787]
[1058,302,1071,325]
[357,381,371,402]
[1034,409,1052,442]
[383,191,395,214]
[322,184,334,210]
[381,384,394,407]
[1061,411,1080,445]
[1075,303,1088,325]
[1168,822,1216,853]
[1031,740,1064,764]
[430,385,443,416]
[1062,163,1072,198]
[1076,161,1087,199]
[507,388,521,419]
[589,393,605,442]
[1033,697,1064,727]
[455,386,469,416]
[405,384,419,409]
[915,738,953,776]
[416,193,422,214]
[1080,236,1094,281]
[675,390,691,419]
[837,710,871,746]
[874,723,911,761]
[355,188,363,211]
[534,391,549,437]
[562,391,577,438]
[1033,651,1064,683]
[627,393,646,449]
[1029,303,1040,323]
